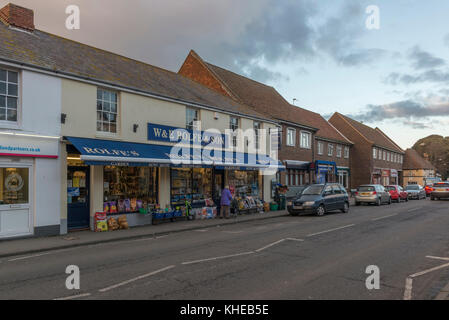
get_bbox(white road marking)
[8,251,62,262]
[306,224,355,237]
[426,256,449,261]
[181,252,254,265]
[53,293,91,300]
[193,229,209,232]
[222,231,243,234]
[255,239,286,252]
[371,214,398,221]
[98,265,175,292]
[407,207,423,213]
[285,238,305,242]
[403,259,449,300]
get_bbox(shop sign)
[0,135,58,158]
[391,169,398,178]
[372,169,382,175]
[148,123,228,148]
[382,169,390,177]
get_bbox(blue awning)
[66,137,285,170]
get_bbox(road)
[1,198,449,300]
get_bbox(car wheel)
[376,198,381,206]
[431,196,435,201]
[290,212,298,216]
[341,202,349,213]
[316,205,325,216]
[355,202,361,206]
[388,197,392,205]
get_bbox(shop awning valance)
[65,137,285,171]
[284,160,310,170]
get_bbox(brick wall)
[0,3,34,31]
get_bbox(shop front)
[381,169,390,186]
[390,169,398,185]
[337,167,350,189]
[314,160,337,184]
[283,160,310,186]
[0,134,60,239]
[372,169,382,185]
[65,136,282,230]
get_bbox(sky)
[2,0,449,149]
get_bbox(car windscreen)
[285,187,306,197]
[384,186,396,191]
[405,185,419,190]
[358,186,375,192]
[303,185,324,195]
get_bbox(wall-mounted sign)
[147,123,229,148]
[0,135,58,158]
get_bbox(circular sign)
[5,172,24,192]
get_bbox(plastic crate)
[173,210,183,218]
[153,212,165,220]
[165,211,174,219]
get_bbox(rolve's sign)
[82,147,140,158]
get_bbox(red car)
[385,185,408,202]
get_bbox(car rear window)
[434,183,449,188]
[385,186,396,191]
[358,186,375,192]
[406,185,419,190]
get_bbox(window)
[0,69,19,122]
[344,146,350,158]
[383,151,386,161]
[97,88,118,134]
[336,145,342,158]
[317,141,324,155]
[186,107,199,131]
[253,121,261,150]
[286,128,296,146]
[387,152,390,162]
[300,131,311,149]
[0,167,29,204]
[230,116,239,147]
[373,148,377,159]
[328,144,334,156]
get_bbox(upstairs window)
[373,148,377,159]
[97,88,118,134]
[286,128,296,146]
[328,144,334,156]
[253,121,261,150]
[230,116,239,147]
[317,141,324,155]
[336,145,342,158]
[0,69,18,123]
[186,107,199,131]
[344,146,350,158]
[300,131,311,149]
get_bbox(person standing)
[220,185,233,219]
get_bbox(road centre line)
[409,261,449,278]
[181,252,254,265]
[306,224,355,237]
[255,240,286,252]
[99,265,175,292]
[371,214,398,221]
[426,256,449,261]
[53,293,92,300]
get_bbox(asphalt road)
[1,198,449,300]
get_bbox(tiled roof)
[0,23,271,122]
[335,113,404,153]
[403,149,435,170]
[204,62,315,128]
[288,106,352,144]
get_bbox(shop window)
[186,107,199,131]
[287,128,296,146]
[171,168,212,206]
[0,69,19,123]
[300,131,311,149]
[97,88,118,134]
[0,167,29,205]
[103,166,158,213]
[227,170,260,198]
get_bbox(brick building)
[402,149,437,186]
[179,50,319,186]
[329,112,404,187]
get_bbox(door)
[213,169,224,208]
[0,166,32,238]
[332,184,345,209]
[67,167,90,230]
[323,185,336,210]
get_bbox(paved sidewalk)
[0,210,289,259]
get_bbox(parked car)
[285,185,309,206]
[424,184,434,197]
[287,183,349,216]
[430,182,449,200]
[355,184,391,206]
[405,185,426,200]
[385,185,408,203]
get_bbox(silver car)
[405,185,426,200]
[430,182,449,200]
[355,184,391,206]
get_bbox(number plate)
[437,189,445,192]
[293,206,303,210]
[361,192,370,196]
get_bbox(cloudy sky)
[2,0,449,149]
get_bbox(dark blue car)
[287,183,350,216]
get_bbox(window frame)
[317,141,324,155]
[300,131,311,149]
[186,107,200,131]
[373,148,377,159]
[230,116,240,148]
[344,146,350,159]
[96,88,119,135]
[286,127,296,147]
[328,143,334,157]
[0,67,20,128]
[253,121,261,150]
[336,145,342,158]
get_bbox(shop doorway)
[213,169,224,206]
[67,166,90,230]
[0,165,32,238]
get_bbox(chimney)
[0,3,35,31]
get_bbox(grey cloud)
[401,120,434,130]
[386,69,449,85]
[408,46,445,70]
[348,100,449,123]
